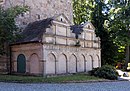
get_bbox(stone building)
[0,0,101,75]
[3,0,73,28]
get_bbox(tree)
[73,0,118,65]
[108,0,130,65]
[73,0,88,24]
[0,6,28,55]
[108,0,130,46]
[91,0,119,65]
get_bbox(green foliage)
[73,0,88,24]
[109,2,130,47]
[73,0,130,65]
[108,1,130,64]
[88,67,100,76]
[91,1,119,65]
[89,65,118,80]
[0,6,29,55]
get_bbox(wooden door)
[17,54,26,73]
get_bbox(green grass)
[0,74,104,83]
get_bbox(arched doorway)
[46,53,56,74]
[68,54,77,73]
[58,54,67,74]
[29,54,40,74]
[17,54,26,73]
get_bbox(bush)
[88,67,100,76]
[89,65,118,80]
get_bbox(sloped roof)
[81,22,95,30]
[16,18,53,43]
[14,14,95,45]
[71,22,95,35]
[15,14,72,44]
[70,25,83,35]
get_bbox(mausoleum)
[1,0,101,75]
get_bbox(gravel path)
[0,81,130,91]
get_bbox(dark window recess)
[61,18,63,22]
[37,15,40,19]
[88,25,90,29]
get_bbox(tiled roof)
[17,18,53,43]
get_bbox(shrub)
[88,67,100,76]
[89,65,118,80]
[95,65,118,80]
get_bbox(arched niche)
[17,54,26,73]
[46,53,56,74]
[86,55,93,71]
[78,54,85,72]
[58,54,67,74]
[29,53,40,74]
[68,54,77,73]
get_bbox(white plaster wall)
[70,32,75,38]
[93,55,99,68]
[57,54,66,74]
[80,41,84,47]
[79,32,85,39]
[85,33,91,40]
[86,56,93,71]
[43,44,101,75]
[46,53,56,74]
[67,39,76,46]
[85,42,92,48]
[56,26,66,36]
[93,60,98,68]
[68,55,76,73]
[77,56,85,72]
[46,27,54,34]
[67,27,71,37]
[45,37,55,44]
[93,42,99,48]
[56,37,66,45]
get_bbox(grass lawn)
[0,73,104,83]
